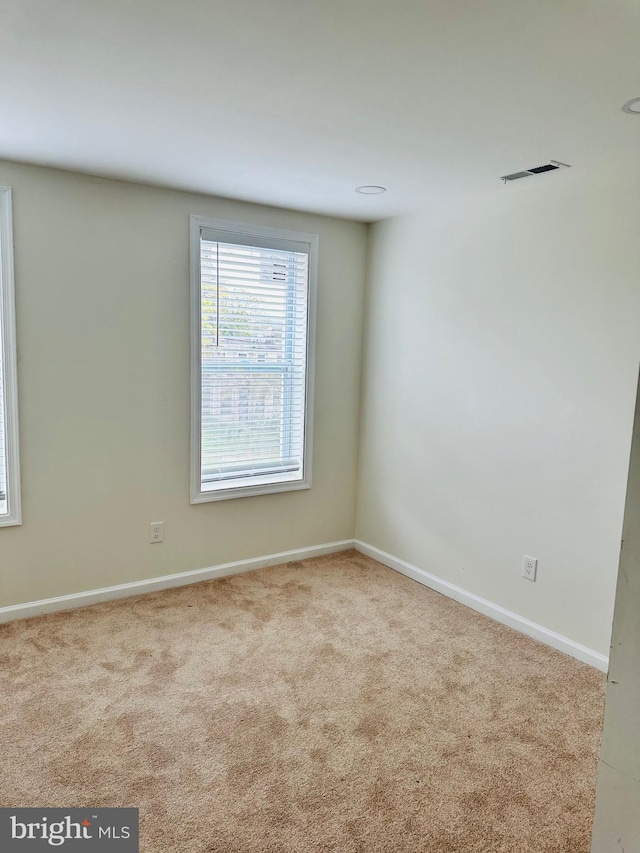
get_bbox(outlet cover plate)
[522,555,537,581]
[150,522,164,544]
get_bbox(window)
[190,217,317,502]
[0,186,21,526]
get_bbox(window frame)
[189,215,318,504]
[0,186,21,527]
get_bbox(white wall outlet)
[522,555,537,581]
[149,522,164,544]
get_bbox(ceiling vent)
[501,160,570,183]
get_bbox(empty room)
[1,1,639,851]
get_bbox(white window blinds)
[0,333,6,514]
[0,184,20,526]
[192,220,316,501]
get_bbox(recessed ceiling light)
[356,185,387,195]
[622,97,640,114]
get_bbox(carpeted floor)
[0,550,604,852]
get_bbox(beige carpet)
[0,550,604,852]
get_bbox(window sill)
[0,511,22,527]
[190,480,311,504]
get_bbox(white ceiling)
[1,0,639,221]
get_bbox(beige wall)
[591,374,640,852]
[0,160,367,607]
[356,164,640,656]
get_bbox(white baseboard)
[1,537,609,673]
[354,540,609,672]
[0,539,355,625]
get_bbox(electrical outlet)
[149,522,164,544]
[522,555,537,581]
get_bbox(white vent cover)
[501,160,570,183]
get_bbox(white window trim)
[0,186,21,527]
[189,215,318,504]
